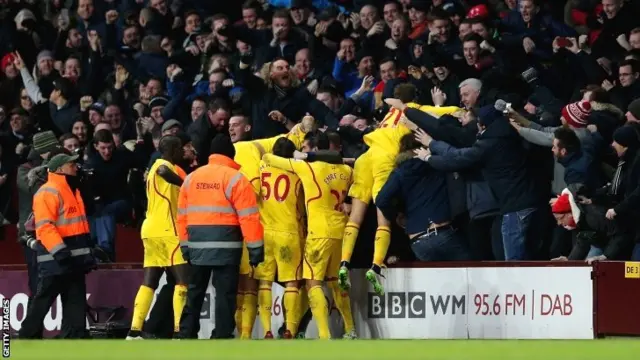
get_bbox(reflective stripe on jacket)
[33,172,95,277]
[177,154,264,265]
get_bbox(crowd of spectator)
[1,0,640,265]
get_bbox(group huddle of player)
[233,83,462,339]
[131,82,462,340]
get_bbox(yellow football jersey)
[364,103,463,154]
[235,126,309,194]
[262,154,353,240]
[141,159,180,239]
[258,160,304,234]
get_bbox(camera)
[19,233,40,250]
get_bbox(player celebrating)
[127,136,190,340]
[253,138,306,339]
[338,83,461,295]
[231,114,315,338]
[262,132,354,340]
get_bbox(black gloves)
[181,245,190,263]
[248,246,264,268]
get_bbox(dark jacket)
[16,150,46,236]
[428,117,540,214]
[376,152,451,235]
[567,185,632,260]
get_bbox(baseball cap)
[161,119,183,133]
[47,154,79,172]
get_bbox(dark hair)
[59,133,78,143]
[462,33,483,45]
[314,132,330,150]
[151,126,162,140]
[159,135,182,155]
[427,8,450,22]
[93,129,114,144]
[325,130,341,149]
[184,10,200,20]
[273,9,290,20]
[379,57,395,68]
[192,95,207,104]
[399,133,422,153]
[208,97,230,113]
[553,127,581,154]
[317,85,339,98]
[242,0,260,10]
[272,137,296,158]
[394,83,417,103]
[619,59,639,74]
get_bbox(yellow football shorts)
[254,229,302,282]
[348,148,396,204]
[302,237,342,281]
[142,237,186,268]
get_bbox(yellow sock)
[172,284,187,333]
[257,285,272,335]
[308,285,330,339]
[341,222,360,263]
[130,285,155,331]
[292,287,309,334]
[241,292,257,339]
[328,281,354,333]
[235,292,244,333]
[373,226,391,266]
[283,287,299,333]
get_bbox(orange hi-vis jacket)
[177,154,264,266]
[33,172,95,277]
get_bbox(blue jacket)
[558,133,605,192]
[376,152,451,235]
[428,117,540,214]
[500,11,576,60]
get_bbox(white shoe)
[125,335,143,340]
[343,329,358,339]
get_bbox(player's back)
[364,104,415,153]
[301,161,353,240]
[258,161,303,235]
[142,158,180,239]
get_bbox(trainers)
[264,331,274,339]
[343,329,358,339]
[295,331,306,339]
[283,330,293,339]
[125,330,143,340]
[338,264,351,291]
[365,268,384,296]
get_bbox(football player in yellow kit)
[262,132,354,340]
[338,83,462,295]
[229,113,315,338]
[253,138,306,339]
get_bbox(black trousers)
[19,272,89,339]
[143,270,176,338]
[468,215,504,260]
[179,264,239,339]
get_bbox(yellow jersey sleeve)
[417,105,464,118]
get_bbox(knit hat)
[33,131,60,155]
[149,96,169,109]
[613,125,640,148]
[628,98,640,121]
[467,4,490,19]
[88,102,105,115]
[408,0,430,13]
[561,101,591,128]
[209,134,236,159]
[47,154,79,172]
[552,193,572,214]
[355,49,374,66]
[37,50,54,64]
[477,105,501,127]
[1,53,15,71]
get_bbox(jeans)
[89,199,130,260]
[410,227,471,261]
[501,207,537,260]
[632,244,640,261]
[587,246,604,258]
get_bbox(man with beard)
[236,55,338,138]
[187,97,230,165]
